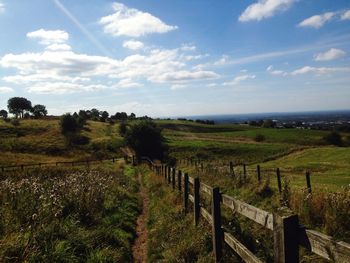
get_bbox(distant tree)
[7,97,32,118]
[262,119,276,128]
[115,112,128,121]
[72,112,79,119]
[90,108,100,120]
[323,131,342,146]
[125,120,167,160]
[31,104,47,118]
[119,121,127,137]
[0,109,8,119]
[129,113,136,120]
[78,110,88,120]
[60,113,80,135]
[100,111,109,122]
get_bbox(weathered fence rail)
[179,157,315,193]
[0,156,126,172]
[141,157,350,263]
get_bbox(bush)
[67,134,90,145]
[125,120,167,160]
[60,114,80,135]
[254,134,265,142]
[323,131,343,146]
[119,121,127,137]
[11,119,20,126]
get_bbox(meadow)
[0,162,140,262]
[1,118,349,262]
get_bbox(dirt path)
[132,172,149,263]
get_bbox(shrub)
[125,120,167,160]
[323,131,342,146]
[11,119,20,126]
[254,134,265,142]
[119,121,127,137]
[60,114,80,135]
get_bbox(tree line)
[0,97,47,119]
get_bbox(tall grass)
[0,166,140,262]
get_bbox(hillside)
[1,118,349,191]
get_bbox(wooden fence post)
[194,177,200,226]
[172,167,176,190]
[276,168,282,193]
[184,173,189,213]
[273,214,299,263]
[257,165,261,182]
[112,157,115,163]
[305,171,312,193]
[212,187,223,263]
[177,170,182,192]
[229,161,233,176]
[168,166,171,184]
[243,164,247,181]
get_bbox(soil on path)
[132,172,149,263]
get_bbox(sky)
[0,0,350,117]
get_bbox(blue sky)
[0,0,349,117]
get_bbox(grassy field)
[1,118,349,190]
[0,162,140,262]
[155,120,350,191]
[0,119,123,166]
[0,118,349,261]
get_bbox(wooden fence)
[178,158,313,193]
[0,156,130,172]
[141,157,350,263]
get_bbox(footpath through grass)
[0,162,140,262]
[141,164,215,263]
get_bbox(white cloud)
[0,86,14,93]
[266,65,287,76]
[239,0,296,22]
[46,43,72,51]
[314,48,346,61]
[291,66,350,75]
[298,12,335,29]
[27,29,69,45]
[214,55,231,66]
[170,84,187,90]
[341,10,350,21]
[114,78,143,88]
[0,2,5,13]
[223,74,256,86]
[100,2,177,37]
[150,70,219,83]
[181,44,196,51]
[27,82,107,94]
[123,40,144,50]
[0,51,119,77]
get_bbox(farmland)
[1,118,350,262]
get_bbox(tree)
[90,108,100,120]
[60,113,80,135]
[100,111,109,122]
[115,112,128,121]
[119,121,127,137]
[0,109,8,119]
[323,131,342,146]
[262,119,276,128]
[31,104,47,118]
[129,113,136,120]
[125,120,167,160]
[7,97,32,118]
